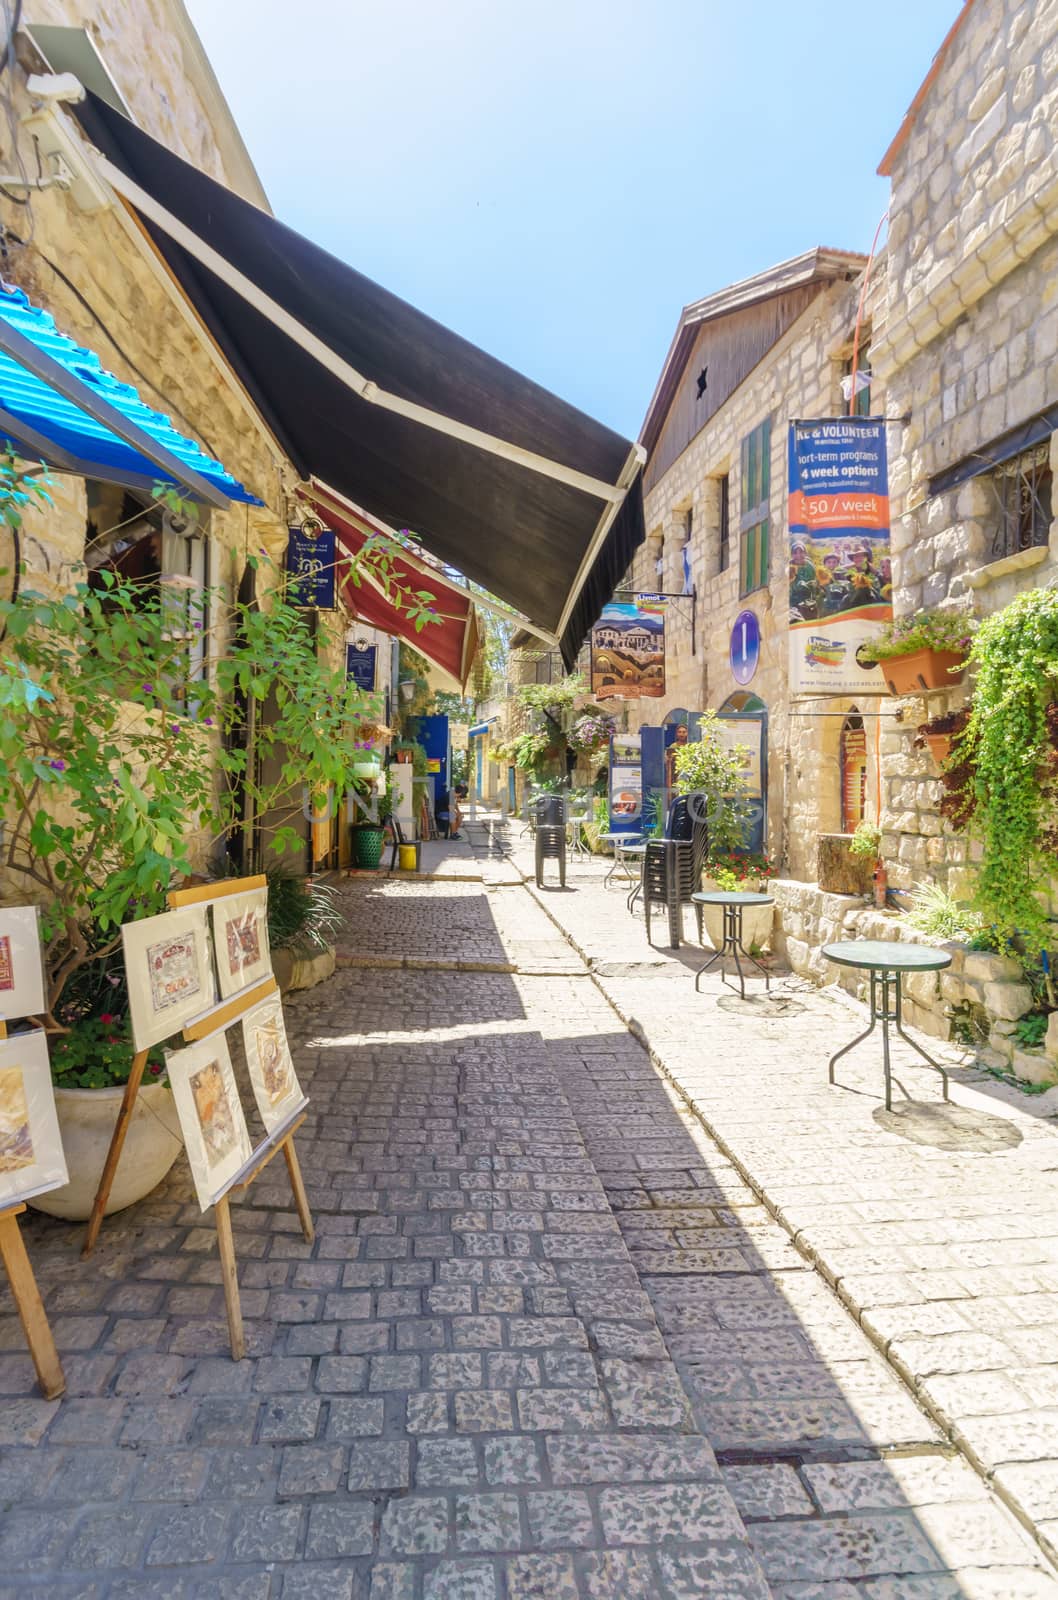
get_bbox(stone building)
[626,247,884,876]
[769,0,1058,1068]
[0,2,394,871]
[871,0,1058,898]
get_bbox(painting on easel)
[0,907,47,1021]
[0,1030,68,1206]
[123,907,216,1050]
[241,996,306,1134]
[165,1032,252,1211]
[213,889,271,999]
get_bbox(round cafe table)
[691,891,774,999]
[823,940,953,1111]
[598,833,642,890]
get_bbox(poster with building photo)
[591,601,666,699]
[787,418,891,696]
[165,1031,252,1211]
[213,889,272,999]
[0,906,47,1021]
[241,995,307,1135]
[122,907,216,1051]
[0,1029,68,1206]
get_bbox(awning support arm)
[95,155,626,507]
[556,442,646,639]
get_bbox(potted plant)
[32,1006,180,1222]
[860,608,976,696]
[266,866,346,993]
[849,819,887,908]
[914,706,970,768]
[698,851,776,953]
[349,772,394,869]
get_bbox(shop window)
[739,418,771,595]
[718,474,731,573]
[840,712,867,834]
[842,354,872,416]
[990,443,1052,561]
[681,506,693,595]
[85,485,210,702]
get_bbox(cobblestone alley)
[1,818,1057,1597]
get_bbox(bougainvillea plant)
[0,475,440,1031]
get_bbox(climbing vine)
[959,586,1058,947]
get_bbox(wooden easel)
[178,971,313,1359]
[82,876,314,1313]
[0,1020,64,1398]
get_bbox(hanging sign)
[729,610,761,685]
[787,418,890,696]
[286,524,337,610]
[591,601,665,700]
[345,644,377,690]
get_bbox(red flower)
[99,1013,115,1024]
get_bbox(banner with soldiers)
[787,418,891,696]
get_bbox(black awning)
[76,94,643,666]
[929,406,1058,498]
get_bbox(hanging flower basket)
[879,647,968,697]
[915,706,970,771]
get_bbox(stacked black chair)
[642,795,709,949]
[534,794,567,888]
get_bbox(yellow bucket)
[398,843,418,872]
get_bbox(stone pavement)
[494,807,1058,1583]
[0,823,1054,1597]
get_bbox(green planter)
[351,825,385,869]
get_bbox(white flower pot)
[30,1081,183,1222]
[699,875,774,954]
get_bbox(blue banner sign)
[286,524,336,609]
[787,418,890,696]
[346,643,377,690]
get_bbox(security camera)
[25,73,86,106]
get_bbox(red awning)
[304,483,479,691]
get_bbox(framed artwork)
[0,906,47,1021]
[241,996,306,1135]
[165,1031,252,1211]
[213,889,272,999]
[0,1029,68,1206]
[122,907,216,1052]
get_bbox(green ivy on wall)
[961,586,1058,948]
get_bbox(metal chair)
[642,796,708,949]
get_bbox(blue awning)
[468,720,498,737]
[0,283,258,506]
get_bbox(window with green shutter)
[739,417,771,595]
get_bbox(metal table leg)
[694,906,771,999]
[828,968,950,1112]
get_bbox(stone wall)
[770,880,1058,1082]
[633,272,887,880]
[868,0,1058,914]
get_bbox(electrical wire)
[34,249,224,459]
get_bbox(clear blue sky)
[187,0,959,441]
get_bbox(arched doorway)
[840,711,867,835]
